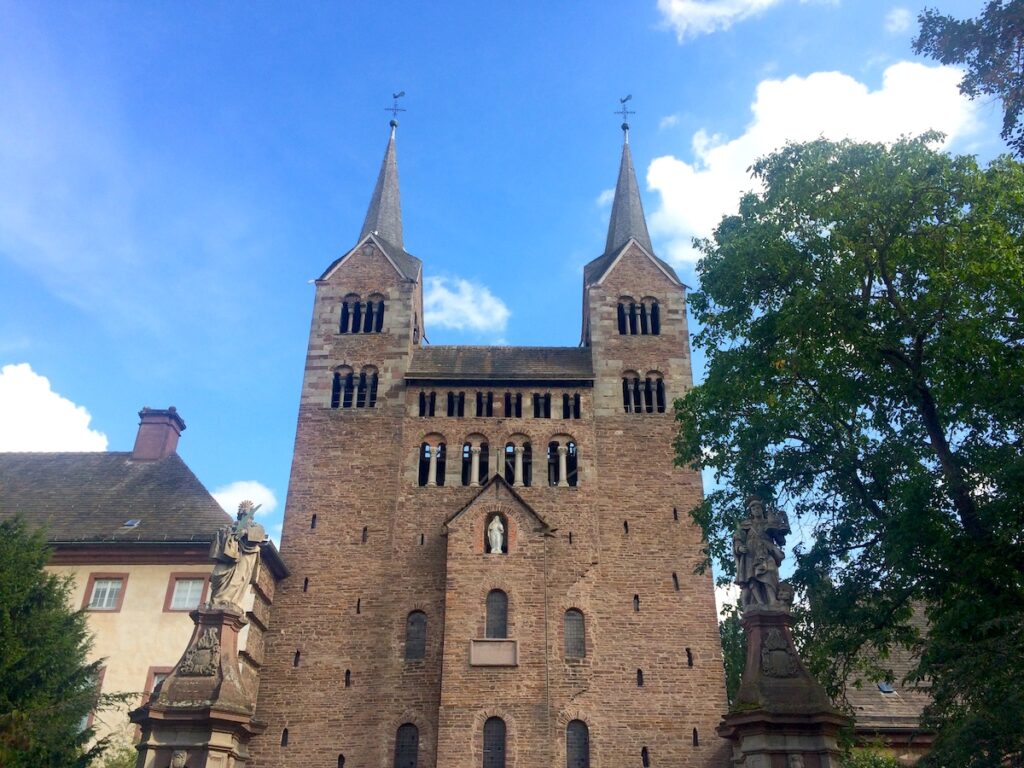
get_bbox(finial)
[386,90,406,128]
[615,95,635,141]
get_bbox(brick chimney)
[131,406,186,460]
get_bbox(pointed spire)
[360,120,404,250]
[604,122,653,256]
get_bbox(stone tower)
[247,121,728,768]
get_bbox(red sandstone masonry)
[247,239,728,768]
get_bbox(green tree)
[719,606,747,707]
[914,1,1024,156]
[0,518,114,767]
[675,135,1024,767]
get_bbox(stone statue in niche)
[209,500,267,610]
[169,750,189,768]
[733,493,792,612]
[486,514,506,554]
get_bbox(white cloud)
[885,7,913,34]
[657,0,785,40]
[596,188,615,207]
[0,363,108,451]
[423,277,510,334]
[659,114,681,130]
[647,62,980,263]
[212,480,279,518]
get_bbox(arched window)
[622,372,640,414]
[363,301,375,333]
[566,720,590,768]
[356,371,368,408]
[340,301,351,333]
[338,755,346,768]
[522,442,532,487]
[566,442,578,487]
[617,302,627,334]
[436,443,447,486]
[344,669,351,687]
[281,728,289,746]
[302,577,309,592]
[642,746,651,766]
[655,378,666,413]
[375,299,386,332]
[479,442,490,484]
[418,444,431,487]
[293,649,301,667]
[547,441,559,487]
[644,377,654,413]
[486,589,508,638]
[332,368,354,409]
[673,572,680,591]
[394,723,419,768]
[692,728,699,746]
[562,393,571,419]
[628,302,638,335]
[361,526,368,543]
[637,668,644,686]
[419,391,427,417]
[633,594,640,612]
[650,301,661,335]
[462,443,473,486]
[311,514,317,529]
[405,611,426,660]
[632,377,642,413]
[367,369,379,408]
[483,717,506,768]
[639,302,649,335]
[504,443,515,484]
[564,609,585,658]
[573,393,581,419]
[351,301,362,334]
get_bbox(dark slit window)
[393,723,419,768]
[617,302,627,334]
[637,668,644,686]
[644,378,654,413]
[573,393,581,419]
[338,755,346,768]
[302,577,309,592]
[633,594,640,612]
[405,611,426,660]
[311,514,317,529]
[639,302,649,334]
[566,720,590,768]
[281,728,289,747]
[368,372,379,408]
[651,302,660,334]
[351,302,362,333]
[375,300,385,332]
[344,669,351,687]
[483,717,506,768]
[628,302,638,334]
[419,391,427,417]
[486,589,508,638]
[692,728,699,746]
[673,572,680,591]
[642,746,650,767]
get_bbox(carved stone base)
[131,607,264,768]
[718,609,851,767]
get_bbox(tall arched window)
[393,723,419,768]
[486,589,508,639]
[340,294,360,334]
[363,301,376,333]
[504,443,515,484]
[522,443,532,487]
[641,746,650,766]
[622,372,641,414]
[483,717,506,768]
[356,371,368,408]
[418,443,431,487]
[650,301,661,335]
[566,720,590,768]
[644,377,655,413]
[374,298,386,332]
[351,300,363,334]
[566,441,578,487]
[462,443,473,486]
[360,366,378,408]
[332,368,354,409]
[405,611,426,661]
[547,441,559,487]
[564,609,585,658]
[617,302,627,334]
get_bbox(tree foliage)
[914,1,1024,156]
[675,135,1024,767]
[0,518,114,767]
[719,606,746,707]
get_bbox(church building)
[246,119,729,767]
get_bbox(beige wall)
[50,562,215,745]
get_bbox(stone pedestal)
[718,609,850,768]
[130,607,264,768]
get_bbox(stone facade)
[246,128,729,767]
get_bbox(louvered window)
[393,723,418,768]
[564,609,585,658]
[486,590,508,639]
[566,720,590,768]
[405,611,426,660]
[483,717,506,768]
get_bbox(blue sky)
[0,0,1003,547]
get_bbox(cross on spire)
[386,91,407,123]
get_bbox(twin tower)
[247,121,728,767]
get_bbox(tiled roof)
[0,452,231,543]
[406,346,593,382]
[845,610,932,734]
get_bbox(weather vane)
[386,91,407,121]
[615,94,635,124]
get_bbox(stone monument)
[131,502,270,768]
[717,494,850,767]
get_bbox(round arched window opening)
[485,513,508,555]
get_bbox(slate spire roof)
[604,125,653,257]
[359,121,405,251]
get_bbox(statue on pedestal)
[209,500,267,610]
[733,494,792,612]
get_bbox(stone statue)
[170,751,188,768]
[487,515,505,554]
[787,755,805,768]
[733,494,791,611]
[209,500,267,610]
